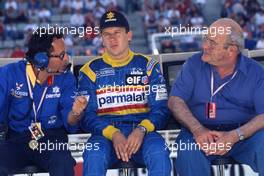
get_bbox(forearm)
[168,96,203,133]
[239,114,264,139]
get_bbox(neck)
[215,64,236,79]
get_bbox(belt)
[203,123,245,131]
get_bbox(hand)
[193,126,215,155]
[72,96,88,115]
[126,128,145,159]
[207,130,238,156]
[112,131,129,162]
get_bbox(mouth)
[110,44,118,49]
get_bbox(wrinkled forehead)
[207,23,231,41]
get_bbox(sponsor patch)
[147,59,157,72]
[126,74,145,85]
[96,68,115,78]
[11,88,28,98]
[16,83,23,90]
[45,93,61,99]
[48,115,57,125]
[52,86,60,94]
[155,84,168,101]
[141,76,149,85]
[130,68,143,75]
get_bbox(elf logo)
[126,74,144,85]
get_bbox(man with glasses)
[168,18,264,176]
[0,28,87,176]
[79,11,171,176]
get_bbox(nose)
[63,52,70,62]
[202,40,210,51]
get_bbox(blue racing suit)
[79,50,171,176]
[0,60,77,176]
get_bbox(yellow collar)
[26,63,40,87]
[102,49,134,67]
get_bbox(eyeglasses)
[202,35,219,48]
[49,51,70,60]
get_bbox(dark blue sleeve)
[170,58,195,102]
[78,72,110,135]
[253,74,264,115]
[59,72,79,133]
[0,66,11,123]
[147,63,170,130]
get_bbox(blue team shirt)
[0,60,78,133]
[170,52,264,125]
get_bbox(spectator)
[4,0,17,11]
[254,9,264,26]
[0,20,5,40]
[38,6,51,23]
[158,15,170,32]
[70,9,85,27]
[4,7,18,24]
[17,0,28,12]
[60,0,72,13]
[84,0,97,11]
[145,9,158,34]
[71,0,84,11]
[5,24,19,40]
[161,39,176,53]
[10,46,25,58]
[99,0,117,8]
[93,2,105,19]
[190,12,204,27]
[16,10,28,23]
[256,35,264,49]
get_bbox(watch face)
[239,135,245,141]
[138,126,147,134]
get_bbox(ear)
[227,45,238,54]
[127,31,133,42]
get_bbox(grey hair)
[224,25,244,53]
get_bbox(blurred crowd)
[141,0,206,53]
[0,0,120,58]
[0,0,263,58]
[220,0,264,50]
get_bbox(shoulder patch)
[80,57,101,82]
[135,53,158,76]
[147,59,157,72]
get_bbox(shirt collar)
[201,52,248,77]
[236,53,248,77]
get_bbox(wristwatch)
[137,125,147,135]
[236,128,245,141]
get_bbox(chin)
[201,55,209,62]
